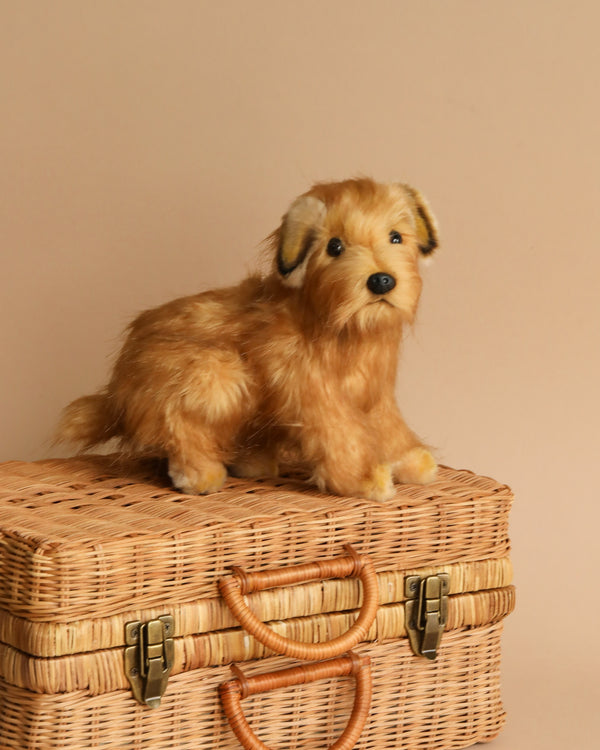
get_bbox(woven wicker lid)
[0,455,513,623]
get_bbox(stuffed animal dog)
[57,178,439,501]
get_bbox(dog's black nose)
[367,273,396,295]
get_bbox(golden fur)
[57,178,440,501]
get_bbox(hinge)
[404,573,450,660]
[124,615,174,709]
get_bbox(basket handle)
[219,653,372,750]
[218,545,379,660]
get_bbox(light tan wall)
[1,2,598,747]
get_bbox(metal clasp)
[125,615,174,708]
[405,573,450,660]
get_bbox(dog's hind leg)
[161,348,256,494]
[167,429,229,495]
[229,423,282,479]
[229,450,279,479]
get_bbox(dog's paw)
[362,463,396,502]
[393,447,438,485]
[230,454,279,479]
[314,463,395,502]
[168,460,227,495]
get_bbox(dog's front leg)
[372,405,438,485]
[313,449,395,503]
[299,408,396,502]
[392,446,438,485]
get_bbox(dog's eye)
[389,230,403,244]
[326,237,345,257]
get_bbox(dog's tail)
[55,392,120,450]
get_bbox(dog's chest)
[253,335,392,416]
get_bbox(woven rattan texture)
[0,585,514,693]
[0,621,506,750]
[0,556,513,657]
[0,456,513,624]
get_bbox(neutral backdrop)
[1,2,598,747]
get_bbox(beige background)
[1,1,599,747]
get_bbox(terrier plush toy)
[57,178,439,501]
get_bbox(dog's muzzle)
[367,273,396,295]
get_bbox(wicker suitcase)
[0,455,514,749]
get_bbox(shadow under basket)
[0,455,515,749]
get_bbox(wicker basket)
[0,455,514,749]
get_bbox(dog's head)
[272,178,438,332]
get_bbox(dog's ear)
[403,186,439,256]
[277,195,326,283]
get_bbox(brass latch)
[125,615,174,708]
[405,573,450,660]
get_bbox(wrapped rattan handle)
[218,545,379,660]
[219,653,372,750]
